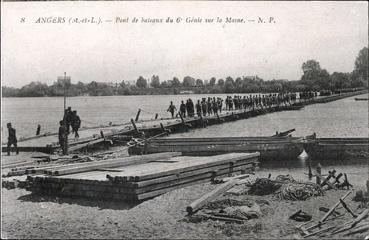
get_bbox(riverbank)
[2,172,368,239]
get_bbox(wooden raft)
[26,152,259,202]
[128,136,303,161]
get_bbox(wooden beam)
[332,209,368,234]
[316,163,322,185]
[125,153,259,182]
[137,170,243,201]
[135,109,141,122]
[314,171,337,190]
[47,152,182,176]
[121,161,253,188]
[68,138,107,152]
[132,163,253,194]
[186,180,237,215]
[131,118,140,135]
[339,199,357,218]
[319,190,352,223]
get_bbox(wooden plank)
[68,138,107,152]
[186,180,238,214]
[124,161,253,188]
[132,163,253,194]
[44,152,181,174]
[48,152,182,176]
[107,154,257,181]
[320,190,352,223]
[151,137,296,142]
[333,209,369,234]
[137,170,243,201]
[111,157,250,182]
[124,153,259,182]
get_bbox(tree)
[18,81,50,97]
[301,60,331,90]
[136,76,147,88]
[352,47,368,87]
[87,81,99,96]
[119,80,127,88]
[196,79,203,86]
[316,69,331,90]
[209,77,216,86]
[172,77,181,86]
[331,72,351,89]
[225,76,234,85]
[73,81,87,96]
[218,79,225,86]
[224,77,235,93]
[235,77,243,90]
[151,75,160,88]
[183,76,195,87]
[160,81,168,88]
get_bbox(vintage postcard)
[1,1,368,239]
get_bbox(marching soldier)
[7,122,19,155]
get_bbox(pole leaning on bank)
[59,72,70,155]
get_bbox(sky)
[1,1,368,88]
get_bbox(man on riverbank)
[58,120,66,154]
[167,101,177,118]
[7,123,19,155]
[71,111,81,141]
[180,100,186,118]
[64,107,73,134]
[195,100,202,117]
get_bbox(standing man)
[7,123,19,155]
[195,100,202,117]
[64,107,72,134]
[36,124,41,136]
[167,101,177,118]
[180,100,186,118]
[58,120,66,154]
[71,111,81,141]
[201,100,207,117]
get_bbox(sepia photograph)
[1,1,368,239]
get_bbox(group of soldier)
[58,107,81,152]
[299,91,318,101]
[167,97,224,118]
[6,107,82,156]
[167,92,311,119]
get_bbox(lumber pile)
[26,152,259,202]
[44,152,182,176]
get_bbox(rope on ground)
[248,175,324,200]
[277,182,324,201]
[248,178,283,195]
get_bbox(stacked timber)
[26,152,259,202]
[304,136,369,160]
[128,136,303,161]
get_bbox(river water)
[2,93,369,187]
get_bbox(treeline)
[2,47,367,97]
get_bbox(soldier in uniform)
[7,123,19,155]
[195,100,202,117]
[63,107,73,134]
[201,100,207,116]
[71,110,81,141]
[58,120,66,154]
[167,101,177,118]
[180,100,186,118]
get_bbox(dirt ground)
[2,175,368,239]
